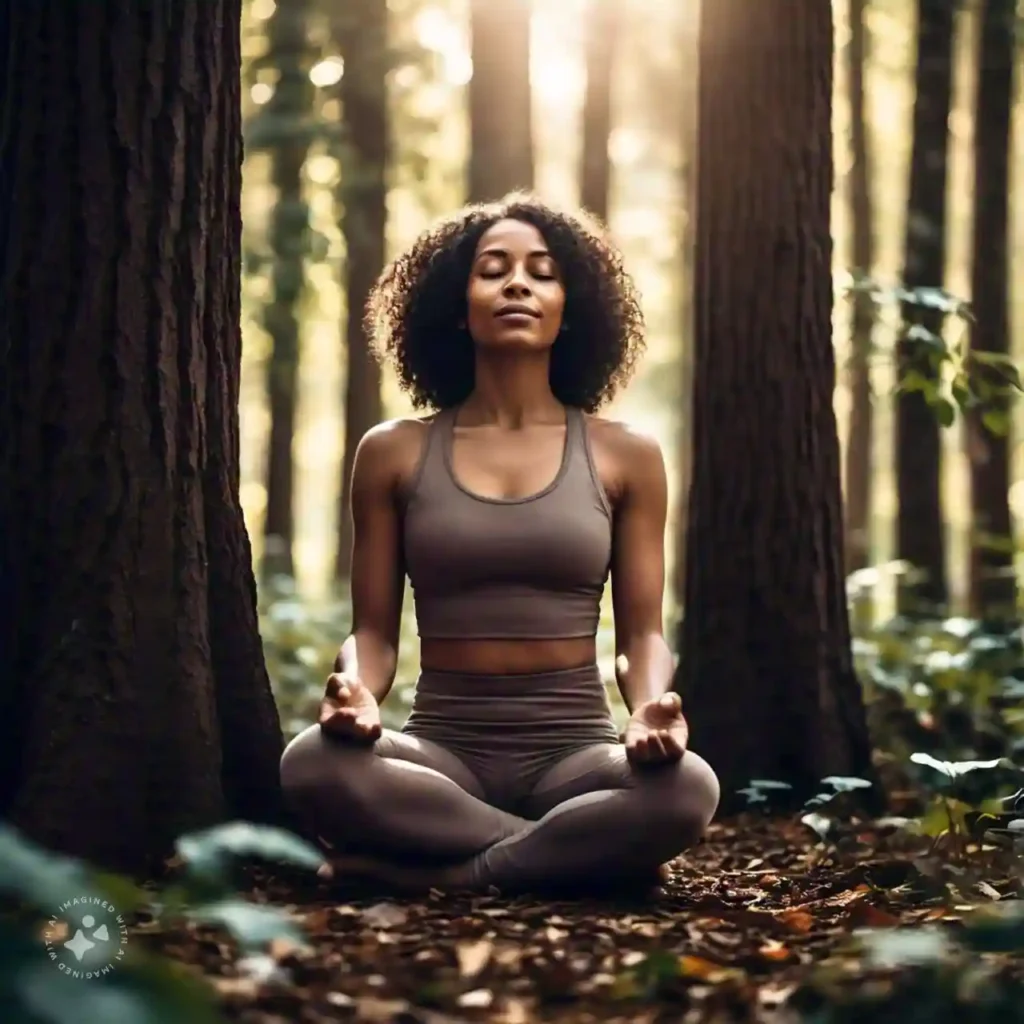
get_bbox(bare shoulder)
[354,414,438,490]
[585,415,665,472]
[583,414,666,502]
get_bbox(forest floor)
[145,812,1024,1024]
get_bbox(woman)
[280,194,720,894]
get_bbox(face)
[464,219,566,350]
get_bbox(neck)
[462,352,562,428]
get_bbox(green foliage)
[841,275,1023,432]
[0,822,323,1024]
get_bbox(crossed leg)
[280,726,720,894]
[280,725,528,862]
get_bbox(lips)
[495,303,540,319]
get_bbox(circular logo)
[43,896,129,979]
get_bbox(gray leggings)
[280,665,720,893]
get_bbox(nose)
[502,262,532,297]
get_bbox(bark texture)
[966,0,1016,619]
[0,1,284,874]
[843,0,876,574]
[675,0,876,809]
[332,0,387,583]
[895,0,954,613]
[467,0,533,202]
[260,0,315,581]
[579,0,619,223]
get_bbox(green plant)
[0,821,324,1024]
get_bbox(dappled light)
[2,0,1024,1021]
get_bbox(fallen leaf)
[499,998,531,1023]
[356,997,410,1021]
[776,909,815,933]
[849,903,902,928]
[456,939,494,977]
[361,902,408,929]
[758,940,791,962]
[678,955,723,979]
[976,880,1002,901]
[458,988,494,1008]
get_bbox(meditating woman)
[280,194,720,894]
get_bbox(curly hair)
[364,193,646,412]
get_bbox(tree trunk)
[675,0,877,811]
[467,0,533,202]
[895,0,954,614]
[0,0,284,875]
[259,0,315,582]
[330,0,388,584]
[843,0,876,574]
[579,0,619,222]
[671,7,700,612]
[966,0,1016,620]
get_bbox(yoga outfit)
[280,406,720,892]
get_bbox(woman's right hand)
[318,673,382,744]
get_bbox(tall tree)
[671,4,700,610]
[966,0,1017,619]
[257,0,316,581]
[843,0,876,574]
[579,0,620,222]
[467,0,533,202]
[675,0,876,809]
[331,0,388,582]
[0,0,284,874]
[895,0,955,613]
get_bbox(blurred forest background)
[234,0,1024,739]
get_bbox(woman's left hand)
[624,692,689,767]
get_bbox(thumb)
[659,692,681,714]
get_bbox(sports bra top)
[402,406,613,639]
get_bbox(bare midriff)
[419,636,598,676]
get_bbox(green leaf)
[950,373,973,409]
[186,898,305,953]
[174,823,325,885]
[910,752,1006,777]
[931,396,956,427]
[964,903,1024,953]
[981,408,1011,436]
[896,369,932,394]
[858,927,951,967]
[0,825,93,910]
[15,956,222,1024]
[801,812,832,840]
[821,776,872,792]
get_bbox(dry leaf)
[758,940,791,962]
[456,939,494,977]
[678,955,724,980]
[362,902,408,929]
[458,989,494,1008]
[849,903,902,928]
[777,909,815,933]
[500,998,531,1023]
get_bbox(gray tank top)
[402,406,613,639]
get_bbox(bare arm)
[334,423,407,704]
[609,430,675,713]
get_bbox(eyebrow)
[475,247,551,259]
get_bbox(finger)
[646,733,668,761]
[630,741,655,765]
[660,734,685,760]
[659,692,682,714]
